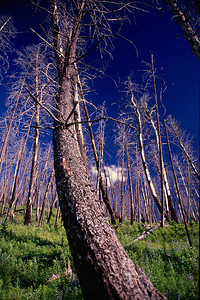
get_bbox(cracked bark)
[165,0,200,61]
[51,0,166,298]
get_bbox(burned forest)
[0,1,199,299]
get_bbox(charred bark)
[165,0,200,61]
[51,0,166,298]
[53,104,166,299]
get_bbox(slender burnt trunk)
[151,54,165,227]
[7,122,31,219]
[76,68,116,224]
[39,169,54,226]
[135,144,140,222]
[47,192,57,224]
[147,109,178,223]
[126,143,134,224]
[0,148,8,216]
[0,81,24,173]
[24,53,40,225]
[119,131,125,223]
[130,90,169,222]
[164,120,192,247]
[54,204,60,227]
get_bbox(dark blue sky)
[92,6,199,151]
[0,0,199,155]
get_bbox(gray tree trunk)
[51,0,166,298]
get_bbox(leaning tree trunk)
[51,0,165,297]
[165,0,200,61]
[53,85,166,298]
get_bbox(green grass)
[0,209,82,299]
[0,209,199,299]
[116,220,199,299]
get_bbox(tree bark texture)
[166,0,200,61]
[53,88,166,298]
[51,0,166,297]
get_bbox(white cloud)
[91,164,126,186]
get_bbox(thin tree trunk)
[0,148,8,216]
[0,81,24,173]
[136,144,141,222]
[76,67,116,224]
[119,131,125,223]
[24,54,40,225]
[151,54,165,227]
[47,192,58,224]
[147,109,178,223]
[6,121,32,219]
[54,204,60,227]
[39,169,54,226]
[130,90,169,222]
[126,143,134,224]
[164,120,192,247]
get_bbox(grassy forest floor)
[0,208,199,299]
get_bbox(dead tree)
[128,84,168,222]
[0,81,24,173]
[20,44,56,224]
[164,120,192,247]
[76,70,116,224]
[39,168,54,226]
[48,0,166,298]
[126,142,134,224]
[165,0,200,60]
[167,116,199,181]
[0,15,16,82]
[6,118,32,219]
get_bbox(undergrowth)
[0,209,199,299]
[116,220,199,299]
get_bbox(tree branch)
[26,88,61,124]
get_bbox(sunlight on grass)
[0,211,199,299]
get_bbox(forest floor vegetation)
[0,209,199,299]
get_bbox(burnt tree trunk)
[126,142,134,224]
[165,0,200,61]
[39,168,54,226]
[51,0,166,298]
[164,120,192,248]
[53,95,166,299]
[76,67,116,224]
[24,52,40,225]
